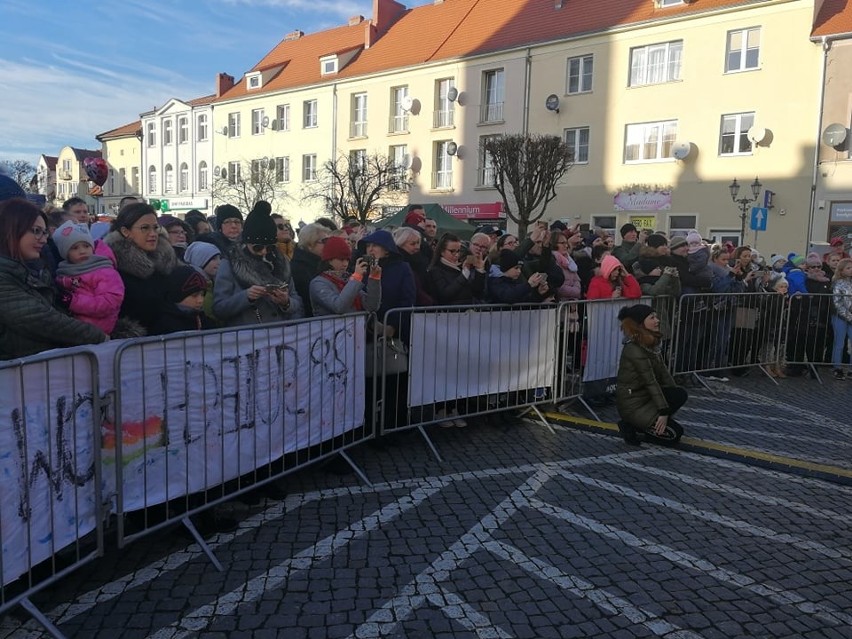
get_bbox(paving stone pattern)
[2,378,852,639]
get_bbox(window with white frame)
[163,120,173,145]
[478,135,498,187]
[247,73,261,89]
[252,108,266,135]
[303,100,317,128]
[164,164,174,193]
[668,215,697,238]
[148,166,157,193]
[228,112,241,138]
[179,162,189,192]
[109,169,115,194]
[320,56,337,75]
[197,114,208,141]
[434,78,455,128]
[624,120,678,162]
[480,69,505,123]
[227,161,241,185]
[725,27,760,72]
[390,86,409,133]
[351,93,368,138]
[564,126,590,164]
[629,40,682,87]
[719,112,755,155]
[350,149,367,176]
[275,156,290,183]
[119,168,126,194]
[198,161,208,190]
[566,55,593,94]
[659,0,683,6]
[131,167,139,193]
[302,154,317,181]
[178,117,188,144]
[251,159,262,184]
[147,122,156,147]
[389,144,408,190]
[434,141,453,190]
[276,104,290,131]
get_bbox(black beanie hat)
[645,233,668,249]
[497,249,523,273]
[620,223,638,238]
[241,200,276,245]
[617,303,655,325]
[166,265,208,303]
[215,204,243,230]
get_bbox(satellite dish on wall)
[545,94,560,114]
[747,126,768,145]
[671,141,693,160]
[401,153,413,169]
[213,166,221,177]
[220,126,229,136]
[220,168,228,180]
[447,87,459,102]
[822,123,848,148]
[271,119,280,131]
[401,95,414,112]
[446,142,458,156]
[261,116,270,128]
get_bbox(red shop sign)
[445,202,505,220]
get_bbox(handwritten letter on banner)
[407,309,557,406]
[106,315,366,512]
[0,353,99,587]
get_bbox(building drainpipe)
[807,36,830,249]
[331,83,338,215]
[522,47,532,136]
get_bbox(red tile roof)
[96,120,142,140]
[218,0,769,101]
[812,0,852,37]
[188,94,216,107]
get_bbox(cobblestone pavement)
[3,378,852,639]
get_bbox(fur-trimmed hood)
[620,317,662,350]
[104,230,177,279]
[228,244,291,289]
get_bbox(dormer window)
[246,72,262,90]
[320,55,338,75]
[658,0,684,5]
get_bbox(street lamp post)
[729,177,762,243]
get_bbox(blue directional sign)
[750,207,768,232]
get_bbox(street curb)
[543,411,852,487]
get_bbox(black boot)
[617,420,641,445]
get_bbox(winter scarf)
[319,270,362,311]
[228,244,291,289]
[55,254,113,277]
[104,231,177,279]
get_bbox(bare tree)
[210,158,289,213]
[1,160,37,193]
[483,134,574,238]
[304,151,410,225]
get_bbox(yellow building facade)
[96,121,143,215]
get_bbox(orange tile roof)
[812,0,852,37]
[97,120,141,140]
[188,94,216,106]
[217,0,767,101]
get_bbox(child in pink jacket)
[54,221,125,335]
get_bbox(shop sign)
[830,202,852,222]
[614,190,671,211]
[165,197,209,211]
[629,216,656,230]
[445,202,505,220]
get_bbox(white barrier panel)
[104,316,366,512]
[582,299,646,382]
[408,308,556,406]
[0,354,99,587]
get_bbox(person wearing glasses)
[213,201,303,326]
[427,232,486,306]
[290,223,331,317]
[0,198,108,359]
[195,204,244,257]
[158,214,193,261]
[104,202,178,334]
[271,213,295,260]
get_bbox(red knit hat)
[321,236,352,261]
[404,210,426,225]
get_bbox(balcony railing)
[432,170,453,190]
[388,114,409,133]
[479,102,504,124]
[433,109,454,128]
[350,121,367,138]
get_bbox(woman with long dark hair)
[615,304,687,445]
[0,198,107,359]
[426,232,486,305]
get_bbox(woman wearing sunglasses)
[0,198,107,359]
[213,201,303,326]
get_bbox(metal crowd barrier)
[109,313,371,566]
[783,292,852,382]
[0,349,105,639]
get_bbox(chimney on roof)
[365,0,405,49]
[284,29,304,41]
[554,0,563,7]
[348,15,364,26]
[216,72,235,97]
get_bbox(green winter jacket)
[615,340,677,431]
[0,256,106,360]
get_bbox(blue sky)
[0,0,433,164]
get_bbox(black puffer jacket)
[0,256,106,360]
[290,247,322,317]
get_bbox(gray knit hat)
[54,221,94,260]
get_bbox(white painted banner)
[102,316,366,512]
[0,354,99,587]
[407,309,557,406]
[582,299,647,382]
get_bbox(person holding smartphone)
[310,236,381,316]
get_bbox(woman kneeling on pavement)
[615,304,687,446]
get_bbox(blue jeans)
[831,315,852,368]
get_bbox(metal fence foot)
[527,405,557,434]
[416,425,444,463]
[181,517,223,572]
[808,364,823,385]
[692,373,716,395]
[577,397,602,422]
[19,597,66,639]
[338,450,373,488]
[757,364,780,386]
